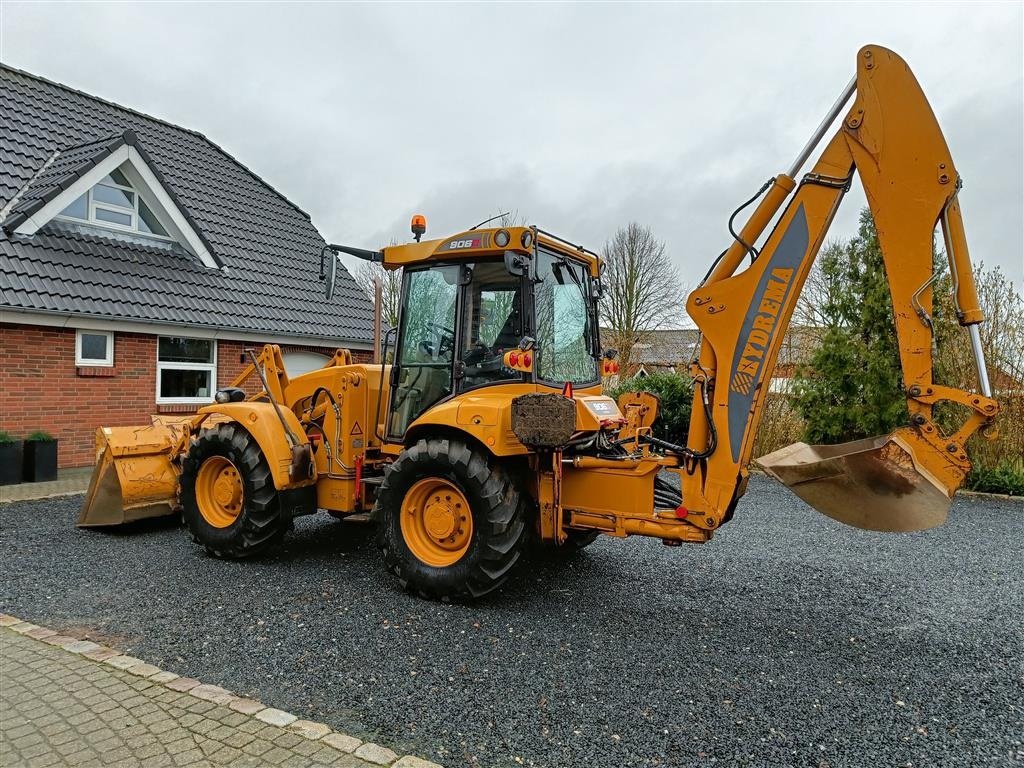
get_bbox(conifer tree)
[792,209,908,442]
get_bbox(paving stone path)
[0,625,439,768]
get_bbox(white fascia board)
[13,145,131,236]
[0,308,373,350]
[12,145,219,270]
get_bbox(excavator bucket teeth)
[77,420,189,528]
[757,434,952,533]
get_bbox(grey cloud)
[2,2,1020,300]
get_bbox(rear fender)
[196,402,314,490]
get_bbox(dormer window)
[5,130,221,269]
[59,167,170,238]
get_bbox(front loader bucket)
[77,420,189,527]
[757,433,952,532]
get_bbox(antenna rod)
[469,211,511,230]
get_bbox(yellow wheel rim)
[400,478,473,567]
[196,456,244,528]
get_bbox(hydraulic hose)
[727,178,774,265]
[654,475,683,508]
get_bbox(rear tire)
[375,438,528,601]
[180,423,287,558]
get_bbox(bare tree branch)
[354,260,402,328]
[598,222,684,367]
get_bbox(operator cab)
[385,227,602,438]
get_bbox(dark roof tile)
[0,65,373,344]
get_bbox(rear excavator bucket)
[77,418,192,527]
[757,432,953,533]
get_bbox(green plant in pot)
[23,430,58,483]
[0,431,25,486]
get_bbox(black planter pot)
[23,440,58,483]
[0,441,25,486]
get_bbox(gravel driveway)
[2,476,1021,767]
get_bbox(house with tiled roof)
[0,64,374,468]
[608,327,823,392]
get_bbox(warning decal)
[350,422,363,436]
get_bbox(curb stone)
[394,758,450,768]
[166,676,201,691]
[254,707,297,726]
[228,697,264,714]
[290,719,333,740]
[356,743,401,765]
[958,488,1023,501]
[0,612,445,768]
[324,731,363,753]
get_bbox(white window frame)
[57,171,172,241]
[156,336,217,405]
[75,329,114,367]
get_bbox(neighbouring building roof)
[607,325,1024,395]
[629,329,700,368]
[607,326,824,374]
[0,64,373,345]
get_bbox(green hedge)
[966,461,1024,497]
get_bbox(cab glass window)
[460,261,523,390]
[534,251,597,385]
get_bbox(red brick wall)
[0,323,371,469]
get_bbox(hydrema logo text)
[730,267,794,396]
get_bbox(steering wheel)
[463,342,495,365]
[425,321,455,359]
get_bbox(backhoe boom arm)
[678,45,998,532]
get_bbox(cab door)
[388,265,460,437]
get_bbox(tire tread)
[374,438,529,600]
[180,424,287,559]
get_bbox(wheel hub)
[424,498,457,539]
[214,473,241,508]
[196,456,243,528]
[400,478,472,567]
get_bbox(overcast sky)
[2,2,1021,306]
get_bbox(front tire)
[375,438,528,600]
[180,423,287,558]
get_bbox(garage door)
[282,350,331,376]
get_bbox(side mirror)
[504,250,528,277]
[325,250,339,301]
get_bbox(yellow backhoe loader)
[80,45,999,600]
